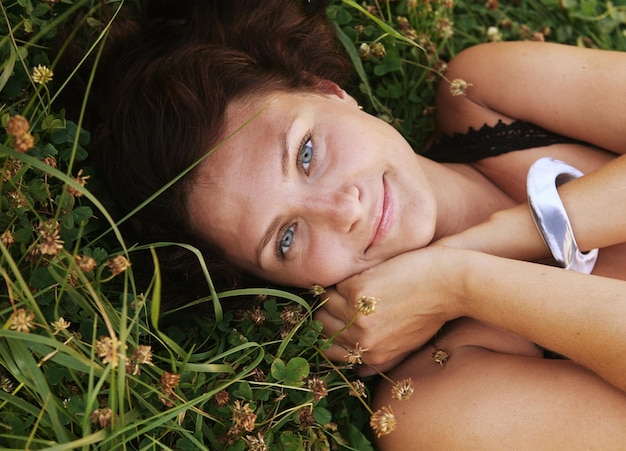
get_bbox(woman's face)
[188,86,438,288]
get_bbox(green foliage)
[331,0,626,150]
[0,0,624,449]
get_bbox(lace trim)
[426,120,584,163]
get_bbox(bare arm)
[436,41,626,154]
[439,153,626,264]
[375,329,626,450]
[318,246,626,391]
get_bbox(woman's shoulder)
[372,318,626,450]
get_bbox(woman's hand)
[315,246,465,374]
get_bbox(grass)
[0,0,624,449]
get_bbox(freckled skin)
[188,87,438,287]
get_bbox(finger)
[314,308,354,346]
[320,341,351,363]
[316,288,354,321]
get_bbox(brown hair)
[90,0,352,311]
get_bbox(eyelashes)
[275,132,315,260]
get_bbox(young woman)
[90,1,626,447]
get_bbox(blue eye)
[278,223,296,257]
[299,136,314,174]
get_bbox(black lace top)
[425,120,583,163]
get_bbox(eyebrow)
[256,121,294,266]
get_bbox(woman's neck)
[424,160,518,240]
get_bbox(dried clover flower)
[247,305,265,326]
[43,156,57,168]
[349,380,367,398]
[306,375,328,402]
[245,432,268,451]
[250,367,265,382]
[1,231,15,247]
[280,305,304,327]
[449,78,473,96]
[309,284,326,297]
[126,345,153,375]
[66,169,90,197]
[6,115,30,137]
[10,308,36,333]
[32,65,54,85]
[1,374,14,393]
[370,42,387,59]
[2,157,23,181]
[298,407,316,428]
[132,345,153,365]
[90,407,114,429]
[391,378,414,401]
[345,343,368,365]
[6,115,34,153]
[231,400,256,433]
[359,43,371,60]
[75,255,97,272]
[7,190,27,208]
[370,405,396,438]
[37,220,64,256]
[51,317,71,334]
[437,17,454,38]
[214,389,230,407]
[107,255,131,276]
[432,348,449,368]
[355,295,378,315]
[160,371,181,396]
[94,335,125,368]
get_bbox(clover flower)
[449,78,473,96]
[37,220,64,256]
[298,407,316,428]
[214,389,230,407]
[94,335,125,368]
[345,343,368,365]
[6,115,30,137]
[355,295,378,315]
[370,42,387,59]
[309,284,326,297]
[126,345,153,375]
[66,169,90,197]
[2,157,23,181]
[1,231,15,247]
[75,255,97,273]
[6,115,35,153]
[51,317,71,334]
[230,400,256,434]
[349,380,367,398]
[391,378,414,401]
[43,156,57,168]
[159,371,181,407]
[306,375,328,402]
[432,348,450,368]
[90,407,114,429]
[245,432,268,451]
[107,255,131,276]
[359,43,371,60]
[160,371,181,396]
[247,305,265,326]
[10,308,36,333]
[32,65,54,85]
[370,405,396,438]
[487,26,502,42]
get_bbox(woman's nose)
[305,186,361,231]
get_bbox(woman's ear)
[315,79,359,108]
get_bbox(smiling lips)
[367,176,395,252]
